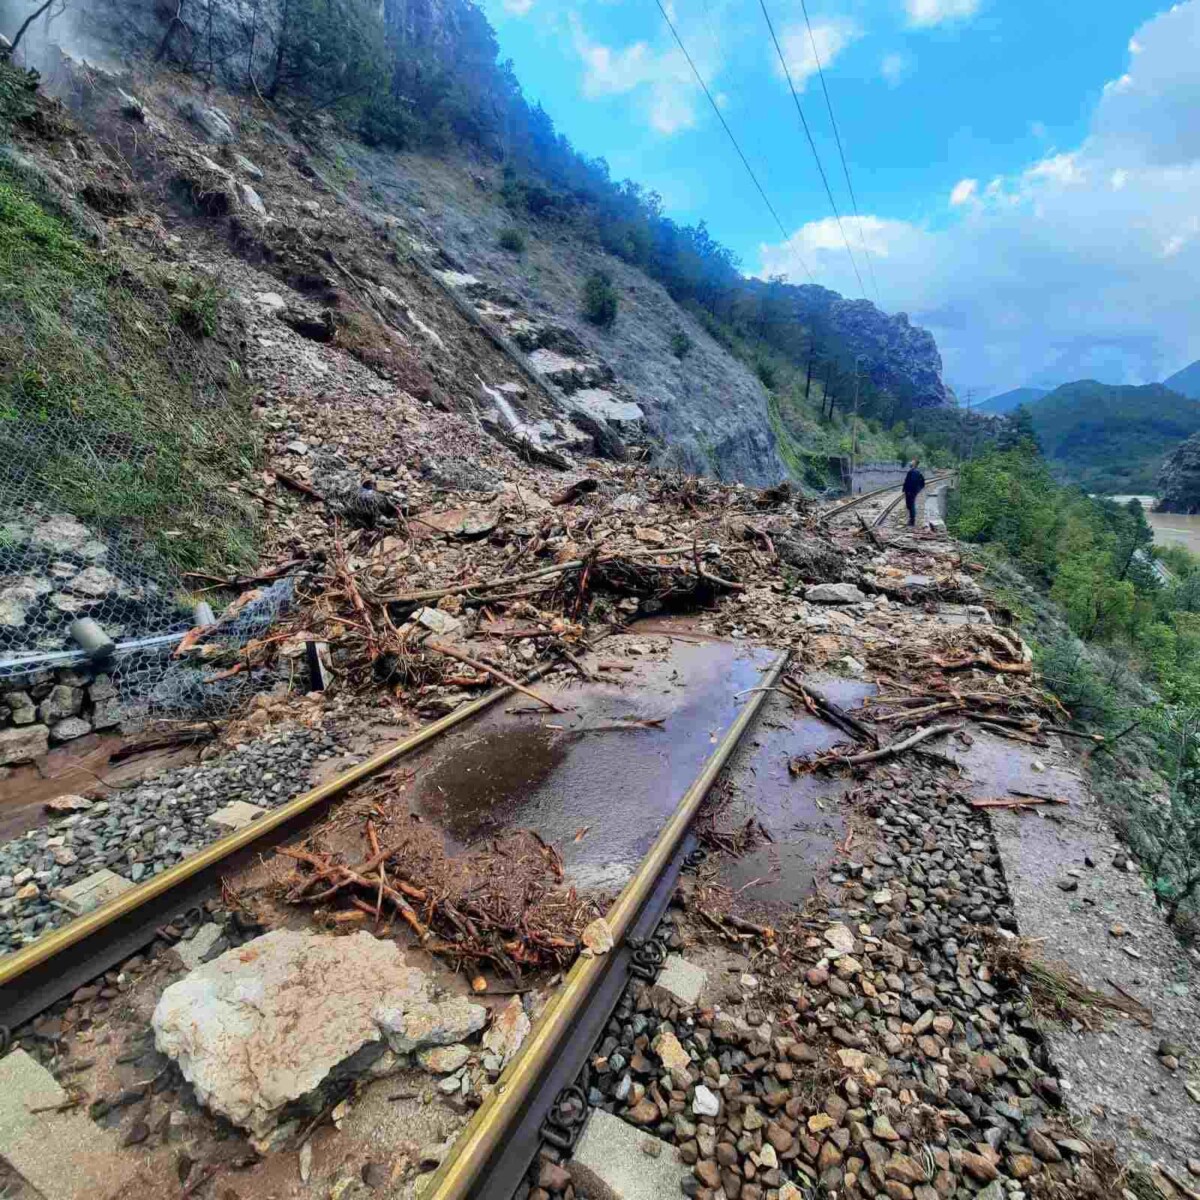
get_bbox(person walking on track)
[902,459,926,527]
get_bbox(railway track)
[820,472,956,527]
[0,636,790,1200]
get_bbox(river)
[1106,496,1200,556]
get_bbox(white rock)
[30,514,106,559]
[823,923,856,954]
[692,1084,720,1117]
[238,182,268,218]
[805,582,866,605]
[581,916,614,954]
[0,725,49,765]
[482,996,531,1067]
[414,607,462,636]
[233,152,265,180]
[152,930,485,1136]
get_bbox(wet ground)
[713,674,873,911]
[404,633,780,890]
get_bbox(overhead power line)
[757,0,866,298]
[651,0,815,285]
[797,0,883,307]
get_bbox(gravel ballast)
[0,727,346,953]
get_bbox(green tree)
[581,270,618,328]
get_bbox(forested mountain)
[1024,380,1200,493]
[976,386,1049,415]
[1164,360,1200,400]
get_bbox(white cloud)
[502,0,533,14]
[906,0,980,29]
[880,51,909,87]
[757,0,1200,392]
[774,18,861,91]
[570,15,701,135]
[949,177,978,206]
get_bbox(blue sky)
[478,0,1200,398]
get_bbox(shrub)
[498,227,526,253]
[581,269,618,328]
[755,359,778,390]
[670,329,692,360]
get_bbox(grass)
[0,151,259,579]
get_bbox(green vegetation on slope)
[950,438,1200,931]
[0,74,258,577]
[1024,379,1200,493]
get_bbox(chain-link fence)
[0,409,290,762]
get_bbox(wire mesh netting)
[0,409,288,743]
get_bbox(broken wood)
[426,641,566,712]
[274,471,324,501]
[384,545,700,605]
[109,722,217,762]
[825,722,965,767]
[780,677,877,746]
[970,796,1068,810]
[551,478,600,506]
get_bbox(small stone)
[961,1152,999,1182]
[299,1140,313,1182]
[653,1030,691,1073]
[809,1113,836,1134]
[361,1161,389,1190]
[1027,1131,1062,1163]
[1056,879,1078,893]
[581,917,614,954]
[824,923,856,953]
[872,1115,900,1142]
[693,1085,720,1117]
[538,1162,571,1191]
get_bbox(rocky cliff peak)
[1155,431,1200,514]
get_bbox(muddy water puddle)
[409,636,777,890]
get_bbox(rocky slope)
[2,0,954,486]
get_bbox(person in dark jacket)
[902,459,926,526]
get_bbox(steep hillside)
[1026,380,1200,493]
[976,386,1049,415]
[1,0,952,489]
[1164,358,1200,400]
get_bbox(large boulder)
[152,930,486,1136]
[805,582,866,605]
[1155,431,1200,514]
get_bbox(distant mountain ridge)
[1164,360,1200,400]
[1022,380,1200,493]
[976,386,1049,415]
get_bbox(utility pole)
[851,354,867,475]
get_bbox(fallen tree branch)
[831,722,964,767]
[781,678,878,747]
[426,641,566,712]
[384,545,699,606]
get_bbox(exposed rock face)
[152,930,486,1136]
[824,299,949,409]
[3,0,282,91]
[1155,431,1200,514]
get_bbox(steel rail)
[0,654,574,1026]
[424,647,791,1200]
[820,471,955,523]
